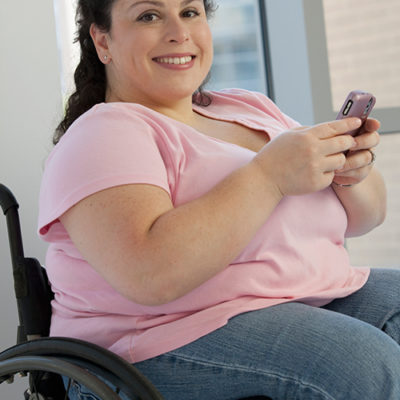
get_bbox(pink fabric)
[38,89,369,363]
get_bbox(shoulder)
[62,103,159,142]
[42,102,174,189]
[39,103,173,236]
[48,103,170,164]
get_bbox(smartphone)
[336,90,376,136]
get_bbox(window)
[53,0,79,99]
[263,0,400,133]
[207,0,267,93]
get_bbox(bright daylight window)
[207,0,267,93]
[53,0,79,100]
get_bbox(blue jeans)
[67,268,400,399]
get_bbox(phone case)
[336,90,376,136]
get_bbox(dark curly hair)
[54,0,218,144]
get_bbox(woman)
[38,0,400,398]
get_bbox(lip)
[153,52,194,59]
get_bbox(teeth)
[156,56,193,65]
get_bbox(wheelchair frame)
[0,183,270,400]
[0,183,164,400]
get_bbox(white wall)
[0,0,62,395]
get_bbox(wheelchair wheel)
[0,355,121,399]
[0,337,164,400]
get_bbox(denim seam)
[163,352,336,400]
[72,380,102,400]
[377,308,400,331]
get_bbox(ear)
[89,23,111,64]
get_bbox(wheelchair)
[0,183,270,400]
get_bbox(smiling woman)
[39,0,399,399]
[54,0,217,144]
[90,0,213,109]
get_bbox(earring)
[103,55,108,61]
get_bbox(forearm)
[140,162,283,304]
[333,167,387,237]
[61,119,359,306]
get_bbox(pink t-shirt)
[38,89,369,363]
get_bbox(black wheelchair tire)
[0,337,163,400]
[0,355,121,399]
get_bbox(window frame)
[262,0,399,133]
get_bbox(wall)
[0,0,62,395]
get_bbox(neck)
[151,100,199,125]
[106,88,200,126]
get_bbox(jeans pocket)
[62,376,100,400]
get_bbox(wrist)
[247,160,284,204]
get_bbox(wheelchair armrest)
[0,183,19,215]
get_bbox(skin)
[61,0,386,306]
[90,0,213,122]
[331,118,386,237]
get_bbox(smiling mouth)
[153,56,195,65]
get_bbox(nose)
[164,16,189,44]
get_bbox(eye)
[181,9,200,18]
[137,12,160,22]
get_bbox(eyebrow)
[129,0,201,10]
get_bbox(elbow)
[117,269,185,307]
[345,204,387,238]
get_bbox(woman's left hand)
[333,118,380,187]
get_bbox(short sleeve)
[38,103,171,238]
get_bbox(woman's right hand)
[252,118,362,196]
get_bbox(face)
[91,0,213,109]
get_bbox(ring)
[367,149,376,165]
[332,182,354,188]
